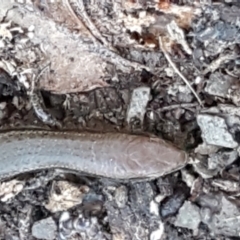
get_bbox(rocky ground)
[0,0,240,239]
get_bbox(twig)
[225,69,238,78]
[64,0,94,41]
[159,103,199,112]
[202,52,237,75]
[30,62,50,94]
[86,43,151,72]
[159,36,203,106]
[75,0,111,47]
[64,0,150,72]
[167,20,192,55]
[64,0,94,40]
[224,216,240,222]
[30,63,62,128]
[65,0,114,51]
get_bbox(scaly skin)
[0,130,188,181]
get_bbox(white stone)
[197,114,238,148]
[126,86,151,127]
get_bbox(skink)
[0,130,188,181]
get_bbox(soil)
[0,0,240,239]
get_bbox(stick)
[159,37,203,106]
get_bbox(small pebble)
[160,185,189,219]
[197,114,238,148]
[32,217,57,240]
[127,86,151,128]
[114,185,128,208]
[174,201,201,232]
